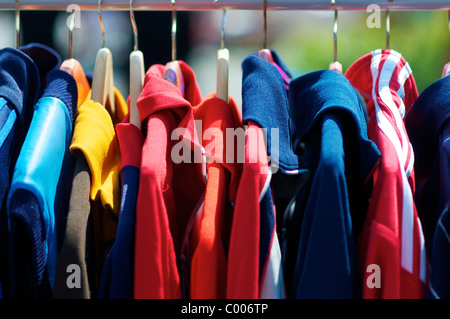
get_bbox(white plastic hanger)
[15,0,20,50]
[129,0,144,129]
[91,0,115,116]
[215,4,229,103]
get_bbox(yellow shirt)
[70,88,128,285]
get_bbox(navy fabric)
[404,75,450,299]
[7,69,77,298]
[0,47,41,299]
[286,70,381,298]
[7,189,51,298]
[42,70,77,122]
[98,165,140,299]
[428,202,450,299]
[241,54,304,174]
[241,51,309,297]
[259,187,275,282]
[20,43,62,96]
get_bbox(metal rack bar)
[1,0,449,11]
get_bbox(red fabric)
[346,49,428,299]
[115,123,144,169]
[226,121,270,299]
[190,93,243,299]
[134,61,205,299]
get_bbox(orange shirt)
[190,92,243,299]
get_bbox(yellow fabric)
[70,88,128,217]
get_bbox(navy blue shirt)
[241,51,309,297]
[7,69,77,299]
[286,70,381,298]
[405,75,450,299]
[0,47,41,298]
[98,165,140,299]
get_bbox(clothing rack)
[0,0,449,11]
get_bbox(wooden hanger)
[216,8,229,103]
[329,1,343,74]
[163,1,185,96]
[91,0,116,116]
[129,0,144,129]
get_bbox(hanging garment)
[53,88,128,299]
[0,47,41,299]
[189,92,243,299]
[404,75,450,298]
[227,52,309,299]
[6,69,77,299]
[285,70,381,299]
[134,61,205,299]
[20,43,62,97]
[346,49,429,299]
[60,58,91,108]
[98,118,144,299]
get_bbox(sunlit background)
[0,9,448,108]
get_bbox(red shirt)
[226,121,272,299]
[134,61,205,299]
[190,93,243,299]
[346,49,429,298]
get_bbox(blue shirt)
[287,70,381,298]
[7,69,77,298]
[0,47,41,299]
[241,51,309,297]
[405,75,450,299]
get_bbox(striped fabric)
[346,49,429,298]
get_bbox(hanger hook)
[214,1,226,50]
[68,7,76,59]
[171,0,177,61]
[15,0,20,50]
[331,0,338,63]
[98,0,106,48]
[130,0,138,51]
[221,10,227,50]
[386,0,393,50]
[263,0,268,49]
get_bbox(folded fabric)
[287,69,380,298]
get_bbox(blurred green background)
[0,9,447,101]
[188,9,449,107]
[272,10,449,93]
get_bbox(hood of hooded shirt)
[137,61,202,121]
[289,69,381,181]
[345,49,419,119]
[137,60,204,165]
[20,43,62,93]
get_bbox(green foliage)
[272,10,449,93]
